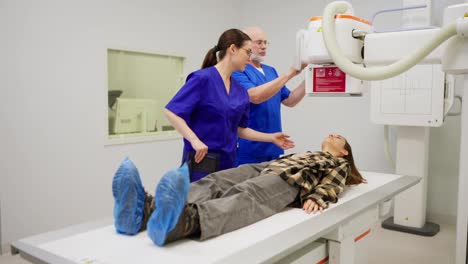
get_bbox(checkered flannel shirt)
[260,151,350,208]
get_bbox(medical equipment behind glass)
[108,90,123,108]
[110,98,158,134]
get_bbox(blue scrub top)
[232,64,291,165]
[166,66,250,181]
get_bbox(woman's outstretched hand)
[271,132,295,150]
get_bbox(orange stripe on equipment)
[317,256,329,264]
[354,229,371,242]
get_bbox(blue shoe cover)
[147,163,190,246]
[112,157,145,235]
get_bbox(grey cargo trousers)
[186,162,300,240]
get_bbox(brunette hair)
[343,140,365,185]
[201,28,251,69]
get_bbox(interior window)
[107,49,184,141]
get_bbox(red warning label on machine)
[313,66,346,92]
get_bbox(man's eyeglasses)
[240,47,253,56]
[253,40,269,46]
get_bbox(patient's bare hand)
[303,199,323,214]
[272,132,295,150]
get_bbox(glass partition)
[107,49,184,142]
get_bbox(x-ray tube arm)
[322,1,457,81]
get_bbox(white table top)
[13,171,419,264]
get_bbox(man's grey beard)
[251,53,265,63]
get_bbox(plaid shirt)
[260,151,350,208]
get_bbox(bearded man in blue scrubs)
[232,26,307,165]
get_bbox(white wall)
[0,0,461,252]
[0,0,4,249]
[0,0,241,252]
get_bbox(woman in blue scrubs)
[165,29,294,182]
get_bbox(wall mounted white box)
[370,64,445,127]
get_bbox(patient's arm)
[302,199,323,214]
[303,163,349,209]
